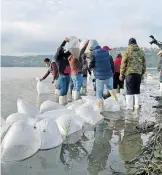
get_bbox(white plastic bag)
[66,99,85,111]
[35,109,72,123]
[1,121,41,162]
[36,77,50,95]
[55,114,83,137]
[6,113,30,125]
[36,118,63,150]
[40,100,65,114]
[68,36,80,59]
[104,97,120,112]
[17,99,40,117]
[81,96,97,105]
[74,104,103,125]
[0,123,11,142]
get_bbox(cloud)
[1,0,162,55]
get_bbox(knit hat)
[103,46,112,51]
[128,38,137,45]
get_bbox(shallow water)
[1,68,161,175]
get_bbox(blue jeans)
[71,74,83,91]
[57,75,70,96]
[96,77,113,99]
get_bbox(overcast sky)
[2,0,162,55]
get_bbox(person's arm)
[142,56,146,75]
[110,56,114,74]
[41,70,50,81]
[51,62,58,82]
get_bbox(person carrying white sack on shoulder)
[86,39,118,114]
[40,58,59,98]
[67,37,90,100]
[157,50,162,93]
[119,38,146,110]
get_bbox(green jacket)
[120,44,146,76]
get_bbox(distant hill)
[1,47,160,68]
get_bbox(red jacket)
[114,57,122,73]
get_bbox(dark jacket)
[80,53,91,77]
[88,45,113,80]
[43,62,58,81]
[54,41,71,75]
[109,55,114,74]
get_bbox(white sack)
[17,98,40,117]
[0,123,11,142]
[40,100,65,114]
[55,114,83,137]
[104,97,120,112]
[81,96,98,111]
[6,113,30,125]
[36,118,63,150]
[63,130,83,144]
[1,121,41,162]
[35,109,72,123]
[68,36,80,59]
[66,99,85,111]
[36,77,50,95]
[74,104,103,125]
[87,75,95,91]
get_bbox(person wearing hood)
[113,53,124,93]
[120,38,146,110]
[54,38,71,105]
[87,40,117,113]
[157,50,162,92]
[67,38,89,100]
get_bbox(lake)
[1,67,161,175]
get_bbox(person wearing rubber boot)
[120,38,146,110]
[157,50,162,94]
[113,53,124,94]
[40,58,59,100]
[54,38,71,105]
[80,52,91,95]
[68,38,90,100]
[87,40,117,114]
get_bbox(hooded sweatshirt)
[87,40,113,79]
[120,44,146,76]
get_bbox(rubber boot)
[97,99,104,114]
[120,89,125,95]
[59,96,66,105]
[109,90,118,101]
[72,90,75,99]
[55,89,60,102]
[73,91,80,100]
[126,95,134,110]
[134,94,140,109]
[64,95,67,105]
[80,87,86,95]
[160,83,162,92]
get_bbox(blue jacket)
[88,46,113,79]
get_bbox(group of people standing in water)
[40,36,162,113]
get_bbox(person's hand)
[64,37,69,42]
[119,75,123,81]
[52,80,55,84]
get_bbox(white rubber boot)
[64,95,67,105]
[73,91,80,100]
[80,87,86,95]
[54,89,60,102]
[120,89,125,95]
[59,96,66,105]
[72,90,75,99]
[134,94,140,109]
[126,95,134,110]
[97,99,104,114]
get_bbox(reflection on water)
[1,68,160,175]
